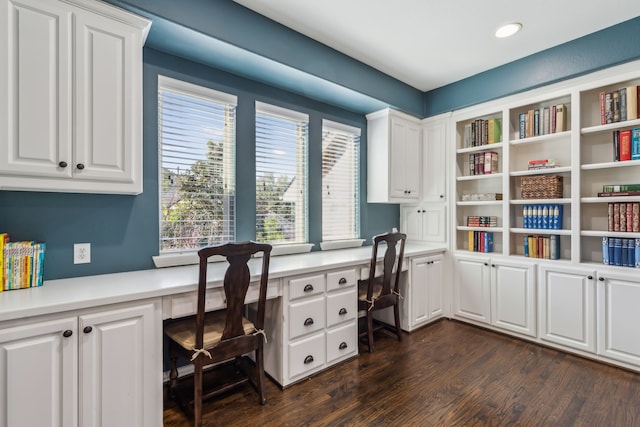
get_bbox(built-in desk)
[0,243,446,426]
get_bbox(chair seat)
[165,310,257,351]
[357,278,384,302]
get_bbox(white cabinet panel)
[401,204,446,243]
[491,260,536,337]
[288,332,325,379]
[326,322,357,364]
[454,256,491,323]
[422,116,447,202]
[326,289,357,327]
[289,296,325,340]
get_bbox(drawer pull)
[338,277,347,285]
[62,330,73,338]
[338,308,347,315]
[303,317,314,326]
[304,355,314,364]
[83,326,93,334]
[303,284,314,292]
[339,341,348,350]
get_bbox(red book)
[627,203,633,232]
[620,129,632,161]
[600,92,606,125]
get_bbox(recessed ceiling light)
[495,23,522,38]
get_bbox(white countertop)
[0,243,446,323]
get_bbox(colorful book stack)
[468,151,499,175]
[599,86,639,125]
[524,235,561,259]
[467,231,494,253]
[0,233,46,291]
[527,158,556,170]
[463,118,501,147]
[466,216,498,227]
[518,104,566,139]
[611,128,640,162]
[602,237,640,268]
[606,202,640,232]
[523,204,563,230]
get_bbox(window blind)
[255,102,309,245]
[322,120,361,241]
[158,76,237,252]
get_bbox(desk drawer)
[326,322,357,364]
[326,289,357,328]
[289,274,325,300]
[289,296,325,340]
[326,269,357,292]
[289,332,325,379]
[166,279,279,319]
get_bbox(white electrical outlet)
[74,243,91,264]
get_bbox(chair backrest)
[365,232,407,302]
[195,242,272,350]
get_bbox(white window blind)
[158,76,237,252]
[322,120,361,241]
[255,102,309,245]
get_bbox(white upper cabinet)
[367,108,422,202]
[421,115,447,202]
[0,0,150,194]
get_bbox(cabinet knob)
[83,326,93,334]
[491,264,496,268]
[58,161,68,168]
[587,275,593,280]
[598,277,605,282]
[417,210,421,213]
[303,317,314,326]
[303,284,314,292]
[422,210,426,213]
[440,194,444,198]
[339,342,348,350]
[76,163,85,170]
[484,263,489,266]
[338,277,347,285]
[304,355,314,364]
[62,329,73,338]
[339,308,347,315]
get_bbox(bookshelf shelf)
[580,118,640,135]
[510,198,571,205]
[510,166,571,176]
[581,196,640,204]
[457,226,503,233]
[456,173,502,182]
[510,130,571,145]
[510,228,572,236]
[456,142,504,154]
[456,200,503,206]
[581,159,640,170]
[581,230,640,238]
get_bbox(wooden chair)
[357,232,406,353]
[164,241,272,427]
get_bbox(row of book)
[466,231,494,253]
[468,151,499,175]
[607,202,640,233]
[602,237,640,268]
[611,128,640,162]
[523,235,561,260]
[599,86,639,125]
[466,216,497,227]
[523,204,563,230]
[518,104,567,139]
[0,234,46,291]
[460,192,503,201]
[462,118,501,147]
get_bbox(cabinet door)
[597,271,640,366]
[539,265,596,353]
[421,205,446,243]
[389,119,420,199]
[73,9,141,185]
[404,123,422,197]
[454,256,491,323]
[401,206,424,241]
[491,259,536,337]
[0,317,77,427]
[79,302,161,427]
[410,257,430,327]
[427,255,444,319]
[0,0,73,178]
[422,118,446,202]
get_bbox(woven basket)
[521,175,563,199]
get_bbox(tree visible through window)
[158,76,237,252]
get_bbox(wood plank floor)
[163,319,640,426]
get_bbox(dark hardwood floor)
[163,319,640,426]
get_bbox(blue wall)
[0,49,398,280]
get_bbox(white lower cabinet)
[401,204,446,243]
[0,300,162,427]
[263,268,358,387]
[454,255,536,337]
[539,264,596,353]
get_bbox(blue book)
[523,205,529,228]
[609,240,615,265]
[524,235,529,257]
[636,238,640,268]
[622,239,629,267]
[532,205,539,229]
[542,205,549,229]
[632,128,640,161]
[627,239,635,267]
[613,238,622,266]
[550,235,560,260]
[552,204,563,230]
[485,232,494,253]
[602,237,609,265]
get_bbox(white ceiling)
[233,0,640,92]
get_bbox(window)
[322,120,361,242]
[255,102,309,245]
[158,76,237,252]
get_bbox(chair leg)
[393,302,402,342]
[367,311,375,353]
[256,345,267,405]
[168,347,178,396]
[193,359,203,427]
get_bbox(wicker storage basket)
[521,175,563,199]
